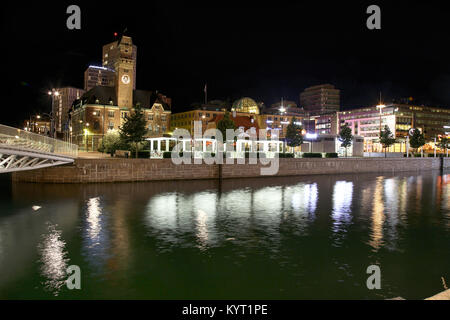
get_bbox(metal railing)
[0,124,78,158]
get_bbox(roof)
[73,86,171,111]
[209,113,259,131]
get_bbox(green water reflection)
[0,171,449,299]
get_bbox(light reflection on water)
[38,223,69,296]
[331,181,353,238]
[0,171,449,299]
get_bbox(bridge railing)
[0,124,78,158]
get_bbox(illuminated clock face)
[121,74,130,84]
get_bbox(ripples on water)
[0,171,449,299]
[38,223,69,296]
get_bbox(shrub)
[414,153,422,157]
[325,152,338,158]
[131,151,150,158]
[279,153,295,158]
[163,152,172,159]
[203,152,216,158]
[302,153,322,158]
[179,152,192,158]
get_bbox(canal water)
[0,170,449,299]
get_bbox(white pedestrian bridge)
[0,124,77,173]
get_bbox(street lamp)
[279,98,286,114]
[376,98,386,153]
[47,89,60,138]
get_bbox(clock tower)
[103,35,137,108]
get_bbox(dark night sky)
[3,1,450,126]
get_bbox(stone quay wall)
[11,157,449,184]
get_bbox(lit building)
[23,116,51,135]
[170,104,228,135]
[231,97,261,115]
[102,35,137,91]
[206,113,259,137]
[311,112,339,135]
[51,87,85,135]
[258,100,306,139]
[300,84,340,115]
[84,65,115,91]
[71,87,171,151]
[338,103,450,153]
[70,34,174,151]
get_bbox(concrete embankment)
[11,157,449,184]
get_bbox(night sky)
[3,1,450,126]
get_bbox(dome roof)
[232,97,260,114]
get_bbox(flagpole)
[204,83,207,105]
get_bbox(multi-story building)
[171,97,309,139]
[70,35,173,151]
[84,65,115,91]
[170,104,228,135]
[102,35,137,91]
[311,112,339,135]
[300,84,340,115]
[338,103,450,152]
[71,87,171,151]
[51,87,85,135]
[23,116,51,135]
[259,100,306,138]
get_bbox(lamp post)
[47,89,59,138]
[376,102,386,153]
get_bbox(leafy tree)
[98,130,121,155]
[438,137,449,154]
[119,104,148,158]
[339,123,353,157]
[379,125,396,158]
[217,111,236,142]
[285,117,303,152]
[409,128,425,155]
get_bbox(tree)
[98,130,121,155]
[379,125,396,158]
[438,137,449,155]
[119,104,148,158]
[217,111,236,143]
[339,123,353,157]
[409,128,425,155]
[285,117,303,152]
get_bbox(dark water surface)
[0,171,449,299]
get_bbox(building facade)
[71,87,171,151]
[84,65,115,91]
[23,117,51,135]
[338,104,450,153]
[102,35,137,91]
[52,87,85,134]
[170,105,228,135]
[300,84,340,115]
